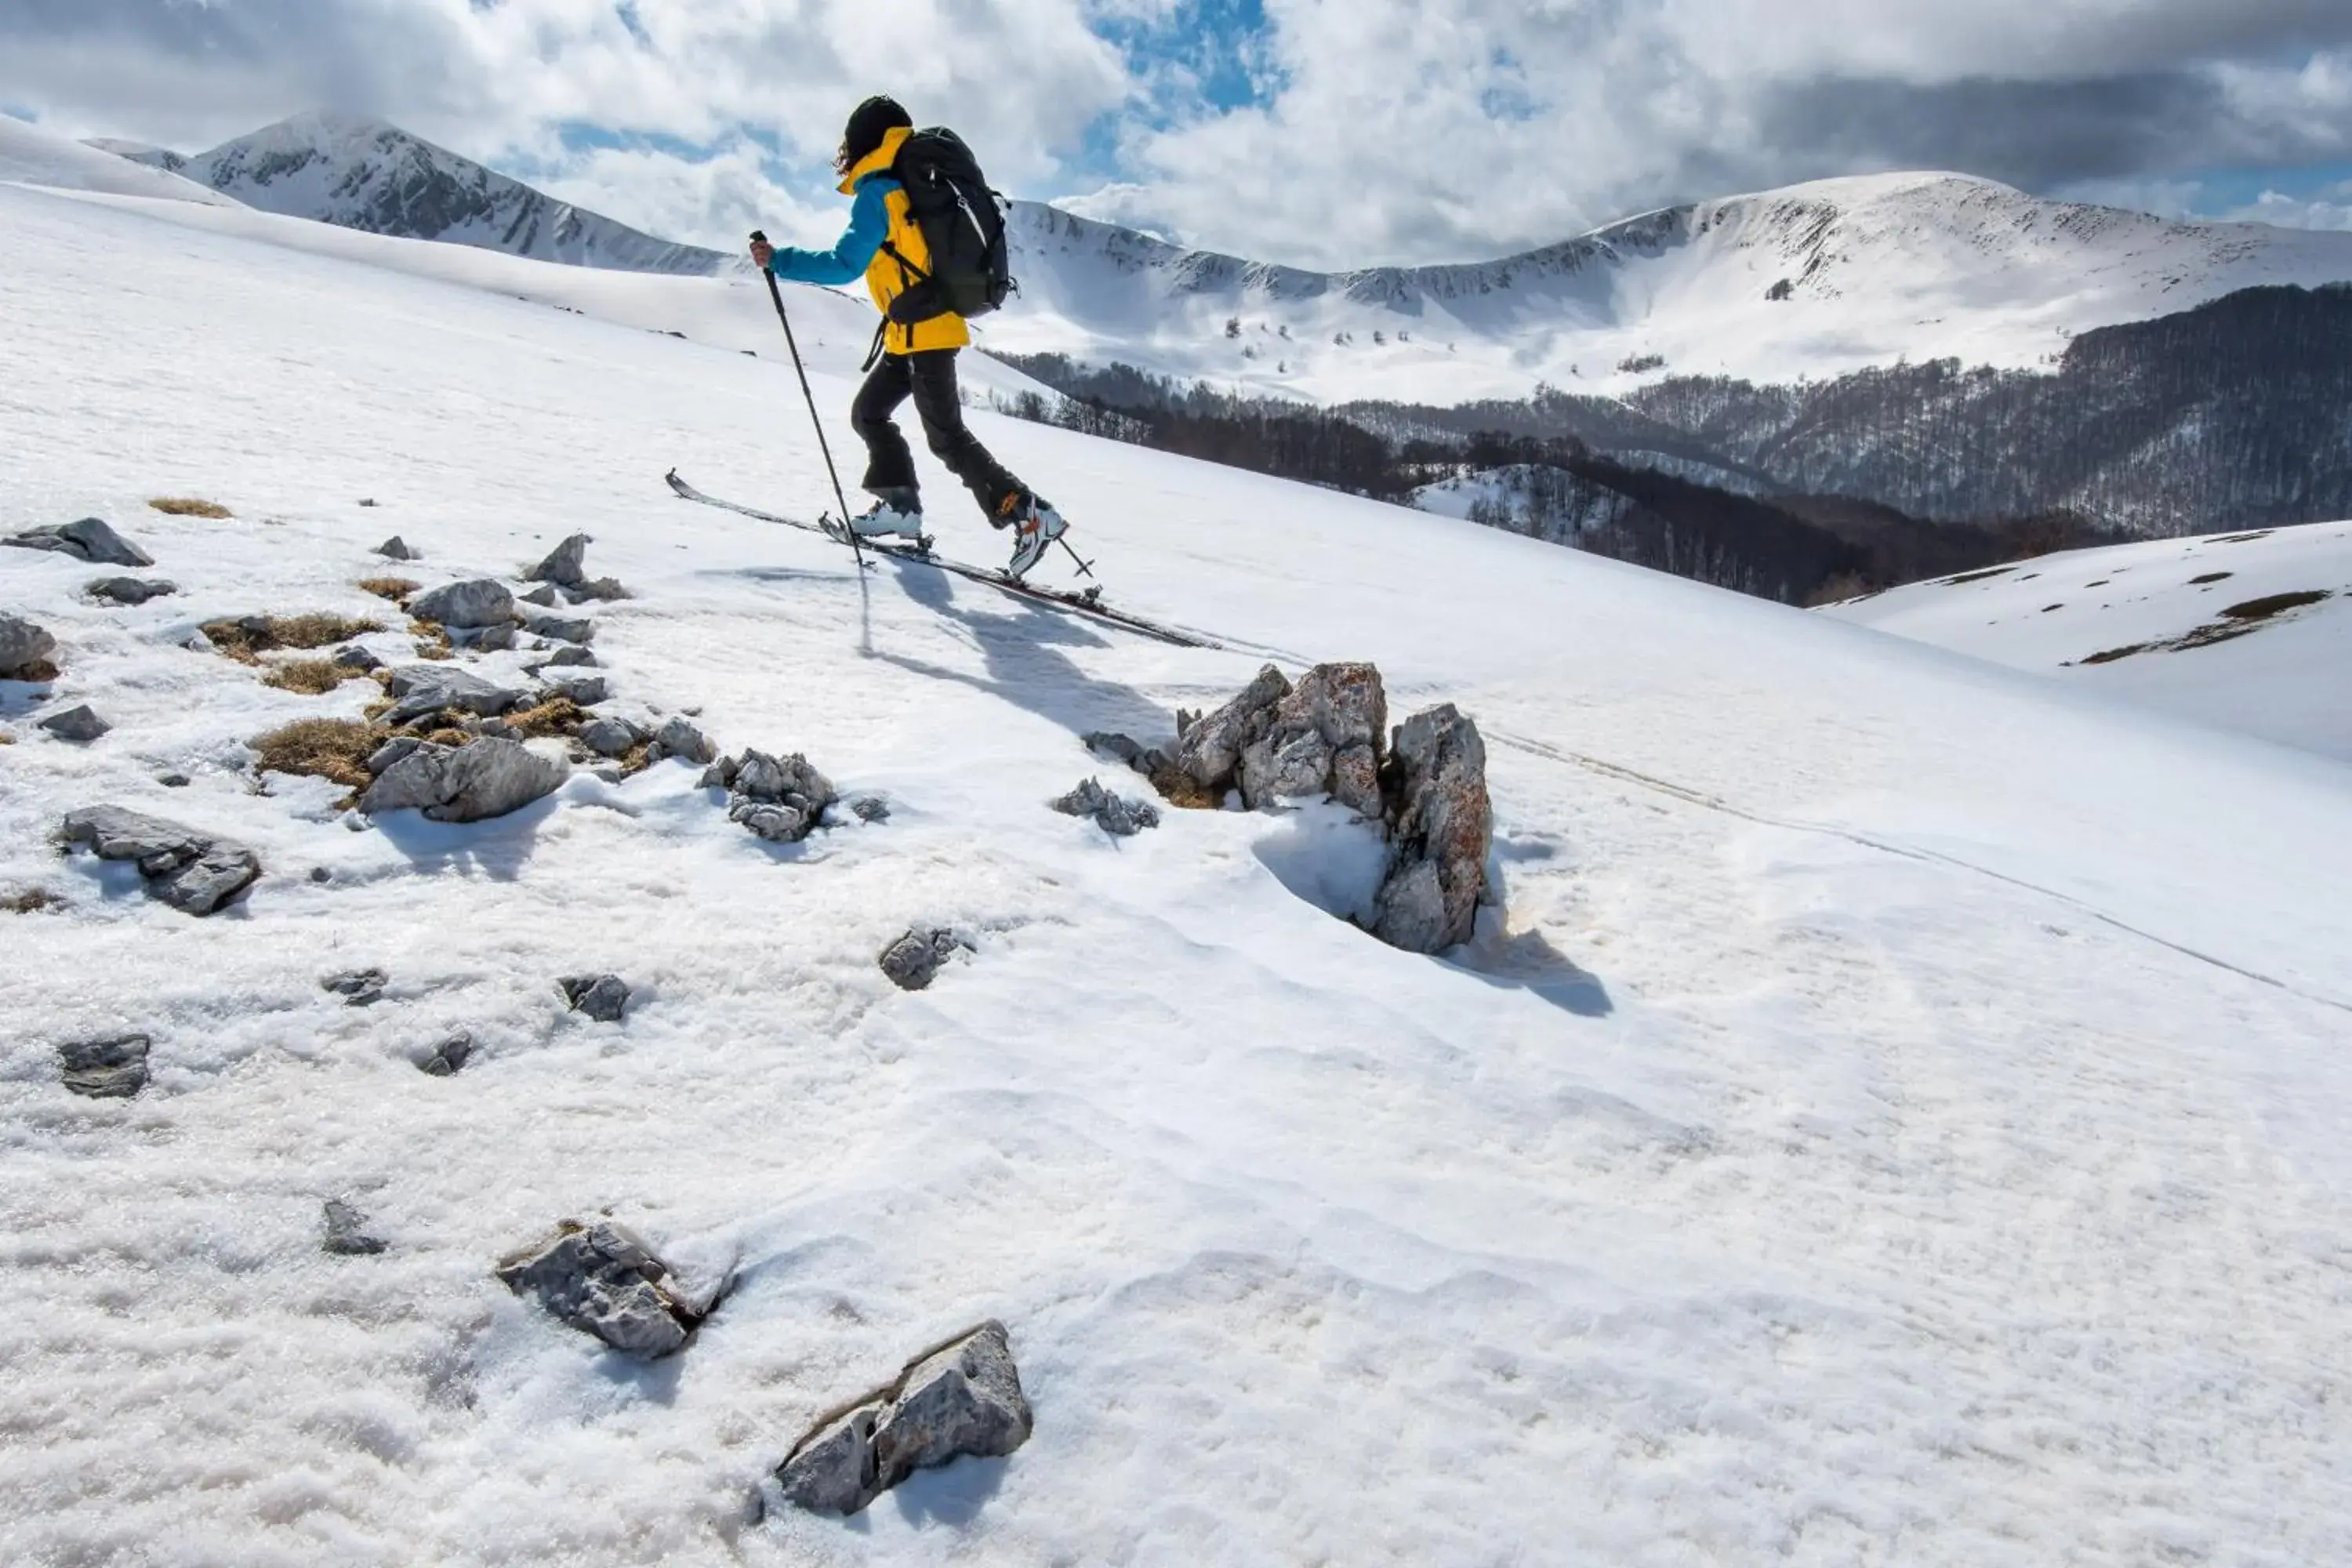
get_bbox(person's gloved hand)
[749,237,775,270]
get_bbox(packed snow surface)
[0,114,238,208]
[5,175,2352,1566]
[1824,521,2352,763]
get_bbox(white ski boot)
[1002,492,1069,579]
[848,491,924,539]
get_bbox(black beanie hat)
[841,96,913,170]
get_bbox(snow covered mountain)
[0,116,235,208]
[8,158,2352,1563]
[82,136,188,175]
[157,112,729,275]
[1822,521,2352,762]
[993,176,2352,403]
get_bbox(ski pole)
[750,230,865,571]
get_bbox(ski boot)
[848,488,924,540]
[1001,490,1069,579]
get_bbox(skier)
[750,96,1069,578]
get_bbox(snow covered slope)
[7,178,2352,1565]
[997,176,2352,403]
[1823,521,2352,762]
[0,115,236,207]
[169,112,729,275]
[82,136,189,174]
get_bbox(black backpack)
[880,127,1014,325]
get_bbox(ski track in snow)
[4,178,2352,1566]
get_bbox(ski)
[665,470,1222,650]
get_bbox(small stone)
[372,535,412,559]
[5,517,154,567]
[541,672,607,706]
[322,1199,387,1256]
[851,796,891,823]
[322,967,389,1007]
[771,1321,1033,1516]
[577,717,641,758]
[879,927,963,993]
[518,584,559,608]
[60,806,261,916]
[521,612,595,644]
[158,772,191,788]
[495,1219,698,1359]
[650,716,715,765]
[0,612,58,679]
[59,1034,151,1099]
[466,622,517,652]
[419,1030,474,1076]
[408,579,515,630]
[560,973,630,1022]
[331,644,381,671]
[526,533,591,589]
[38,705,111,742]
[593,766,627,784]
[562,578,630,604]
[88,576,177,604]
[309,866,332,884]
[1051,777,1160,837]
[383,665,524,724]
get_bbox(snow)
[6,170,2352,1566]
[1820,521,2352,764]
[996,173,2352,404]
[0,115,238,208]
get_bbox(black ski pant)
[851,348,1022,522]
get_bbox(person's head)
[836,96,913,176]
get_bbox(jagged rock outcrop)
[418,1030,474,1076]
[771,1321,1033,1516]
[706,750,837,843]
[0,612,58,678]
[38,705,111,742]
[89,576,177,604]
[59,1034,151,1098]
[1372,704,1493,953]
[527,533,590,588]
[1051,778,1160,837]
[322,1200,387,1256]
[1240,662,1385,814]
[407,579,514,629]
[495,1220,701,1359]
[649,717,716,766]
[372,535,415,561]
[5,517,154,567]
[358,737,567,821]
[879,927,964,992]
[1161,662,1290,805]
[61,806,262,916]
[560,973,631,1022]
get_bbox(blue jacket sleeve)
[764,179,894,286]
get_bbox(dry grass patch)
[251,717,391,791]
[2220,590,2331,622]
[204,613,383,662]
[505,695,589,739]
[150,496,233,519]
[263,659,365,695]
[3,660,59,684]
[358,576,419,604]
[3,887,60,914]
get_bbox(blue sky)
[2,2,2350,267]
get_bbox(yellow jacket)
[840,125,970,355]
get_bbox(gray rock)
[359,738,566,822]
[0,612,57,678]
[332,644,381,672]
[462,622,517,653]
[310,866,332,884]
[5,517,154,567]
[518,584,559,609]
[495,1219,696,1359]
[384,665,524,724]
[521,612,596,644]
[59,1034,151,1099]
[372,535,414,561]
[561,973,631,1022]
[562,578,630,604]
[419,1031,474,1076]
[773,1321,1033,1516]
[38,705,111,742]
[540,672,607,706]
[649,716,716,765]
[88,575,177,604]
[322,967,389,1007]
[1238,662,1386,815]
[1371,705,1494,955]
[1083,731,1147,769]
[724,750,835,844]
[526,532,591,588]
[1163,663,1291,804]
[365,735,424,776]
[576,717,641,758]
[851,796,891,823]
[1051,777,1161,837]
[407,579,515,630]
[523,644,596,672]
[60,806,262,916]
[879,927,963,993]
[322,1200,387,1256]
[158,773,191,788]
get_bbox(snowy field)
[1824,523,2352,764]
[5,168,2352,1567]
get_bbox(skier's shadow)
[866,561,1170,741]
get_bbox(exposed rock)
[1238,662,1386,815]
[322,1200,387,1256]
[698,757,736,791]
[539,672,607,706]
[1160,663,1291,806]
[322,967,389,1007]
[419,1030,474,1076]
[495,1219,698,1359]
[5,517,154,567]
[1372,705,1494,954]
[408,579,514,630]
[1082,731,1146,769]
[851,796,891,824]
[158,772,191,788]
[772,1321,1033,1516]
[310,866,332,884]
[1051,777,1160,837]
[518,584,560,609]
[384,664,524,724]
[879,927,964,992]
[560,973,631,1022]
[61,806,262,916]
[360,737,567,822]
[0,612,57,678]
[88,575,177,604]
[372,535,414,561]
[523,644,596,673]
[526,532,591,589]
[332,644,381,672]
[576,717,641,758]
[366,735,423,775]
[59,1034,151,1099]
[563,578,630,604]
[649,716,716,766]
[460,622,517,653]
[38,705,111,743]
[522,611,595,644]
[724,750,837,844]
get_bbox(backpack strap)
[878,238,930,282]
